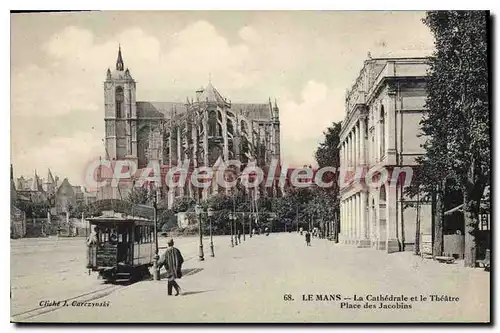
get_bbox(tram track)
[11,238,205,322]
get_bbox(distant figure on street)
[305,231,311,246]
[237,229,241,242]
[265,227,269,236]
[158,239,184,296]
[299,227,303,235]
[252,228,256,236]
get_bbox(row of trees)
[51,120,343,237]
[408,11,490,267]
[164,187,339,236]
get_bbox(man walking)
[305,230,311,246]
[159,239,184,296]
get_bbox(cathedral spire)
[116,44,124,71]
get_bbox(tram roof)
[87,215,152,223]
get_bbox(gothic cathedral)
[101,46,282,205]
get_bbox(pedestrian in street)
[158,239,184,296]
[237,229,241,243]
[305,231,311,246]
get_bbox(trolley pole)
[152,193,160,281]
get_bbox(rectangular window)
[116,102,122,118]
[135,226,141,243]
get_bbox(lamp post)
[234,214,239,246]
[208,207,215,257]
[230,211,234,247]
[152,190,160,280]
[241,212,245,240]
[195,204,204,261]
[249,191,253,238]
[233,197,239,246]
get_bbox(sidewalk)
[32,233,490,323]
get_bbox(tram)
[85,200,156,282]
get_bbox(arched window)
[115,87,124,119]
[379,185,386,204]
[217,111,223,136]
[379,105,385,158]
[240,120,248,135]
[227,119,234,136]
[208,111,217,136]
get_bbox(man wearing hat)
[158,239,184,296]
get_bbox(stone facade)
[339,57,432,253]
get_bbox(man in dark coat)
[159,239,184,296]
[305,231,311,246]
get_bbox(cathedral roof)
[231,103,272,121]
[136,102,186,119]
[199,82,229,106]
[135,82,274,122]
[136,101,272,121]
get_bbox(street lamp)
[208,207,215,257]
[233,197,239,246]
[234,213,239,246]
[232,195,237,247]
[242,212,246,241]
[152,190,160,280]
[230,211,234,247]
[195,204,204,261]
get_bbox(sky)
[10,11,434,186]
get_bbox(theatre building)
[338,57,432,253]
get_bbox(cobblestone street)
[13,232,490,323]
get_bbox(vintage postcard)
[10,10,491,323]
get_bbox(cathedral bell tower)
[104,45,138,162]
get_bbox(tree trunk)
[463,188,479,267]
[433,183,444,257]
[414,189,421,255]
